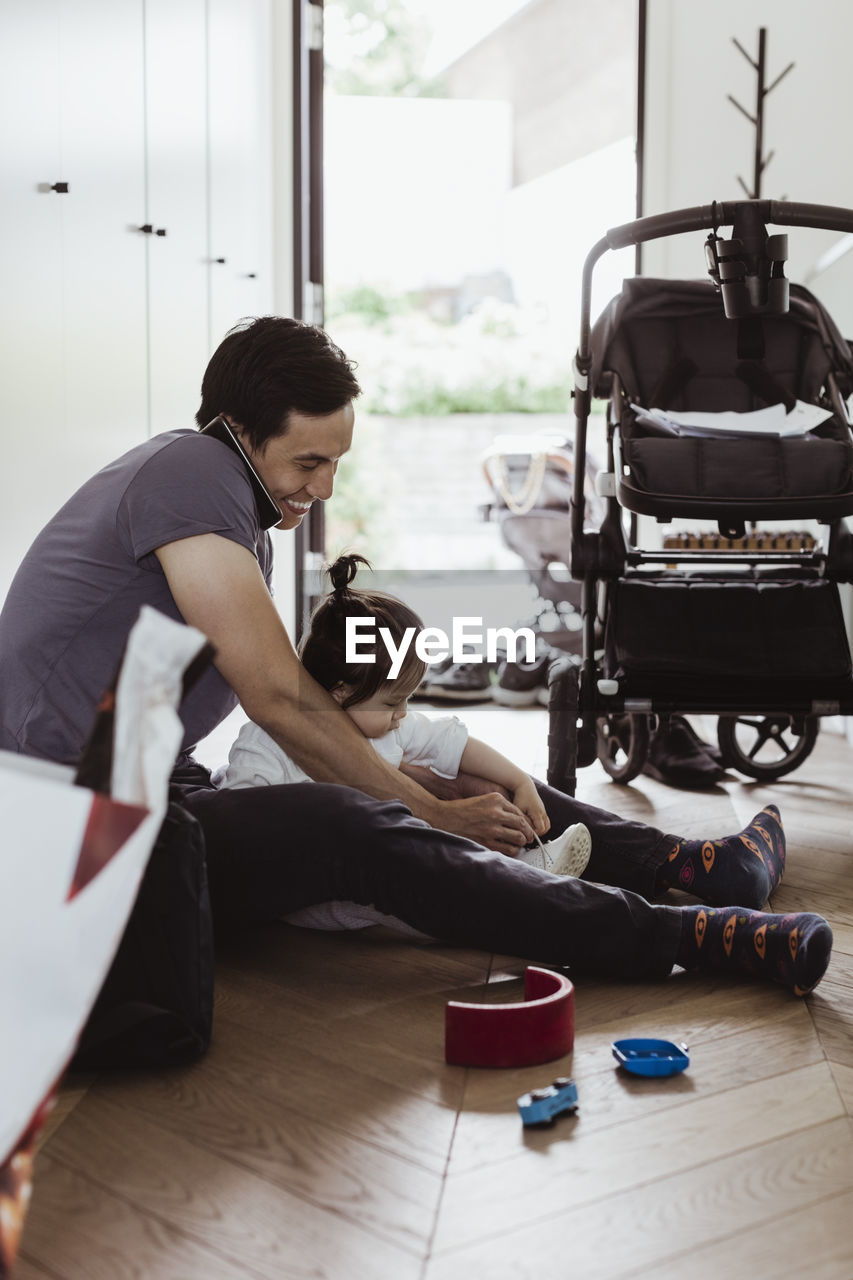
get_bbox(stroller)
[548,198,853,795]
[480,432,605,644]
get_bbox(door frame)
[292,0,325,640]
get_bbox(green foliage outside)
[368,373,573,416]
[324,0,446,98]
[328,286,576,417]
[326,284,419,328]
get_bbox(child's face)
[335,682,412,738]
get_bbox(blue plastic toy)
[611,1038,690,1077]
[517,1076,579,1126]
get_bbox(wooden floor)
[17,708,853,1279]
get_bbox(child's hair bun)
[327,552,372,596]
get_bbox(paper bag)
[0,606,209,1275]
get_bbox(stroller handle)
[604,199,853,251]
[579,199,853,356]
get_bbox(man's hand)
[436,792,534,855]
[399,763,536,852]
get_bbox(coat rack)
[728,28,794,199]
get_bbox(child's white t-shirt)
[214,708,469,790]
[213,709,469,935]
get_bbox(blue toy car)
[517,1076,579,1126]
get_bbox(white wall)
[0,0,296,630]
[325,96,513,292]
[325,94,635,354]
[643,0,853,333]
[506,137,636,343]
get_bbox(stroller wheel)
[716,715,819,781]
[547,657,581,796]
[596,714,650,784]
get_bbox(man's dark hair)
[196,316,361,450]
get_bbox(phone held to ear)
[199,416,283,530]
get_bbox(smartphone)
[200,416,283,530]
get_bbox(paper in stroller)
[0,606,210,1276]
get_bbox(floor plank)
[21,1154,275,1280]
[829,1063,853,1116]
[426,1120,853,1280]
[619,1184,853,1280]
[35,1075,97,1151]
[41,1101,424,1278]
[10,1256,60,1280]
[73,1081,443,1254]
[433,1061,845,1254]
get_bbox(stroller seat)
[592,277,853,526]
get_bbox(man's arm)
[155,534,534,853]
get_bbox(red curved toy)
[445,966,575,1067]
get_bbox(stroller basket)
[606,572,852,685]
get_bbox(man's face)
[235,402,355,530]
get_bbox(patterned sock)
[658,805,785,908]
[676,905,833,996]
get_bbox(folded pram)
[480,433,604,637]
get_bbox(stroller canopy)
[590,278,853,408]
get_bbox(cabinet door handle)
[246,272,257,278]
[155,227,167,236]
[214,257,226,264]
[138,223,153,234]
[50,182,69,193]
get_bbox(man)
[0,317,832,1015]
[0,317,532,855]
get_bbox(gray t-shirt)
[0,429,273,763]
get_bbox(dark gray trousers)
[178,768,684,981]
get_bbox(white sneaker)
[517,823,592,878]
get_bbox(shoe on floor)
[669,715,725,766]
[421,660,495,702]
[493,645,561,708]
[642,718,725,789]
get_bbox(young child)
[216,554,592,933]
